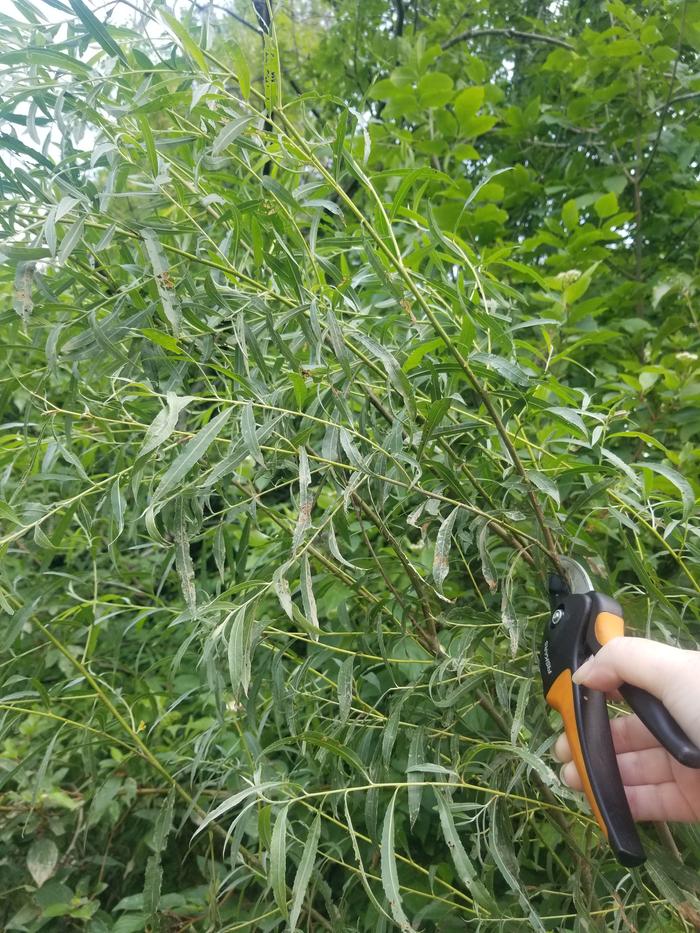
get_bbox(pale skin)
[554,637,700,822]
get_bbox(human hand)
[554,637,700,822]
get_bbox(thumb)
[572,637,690,695]
[572,636,700,744]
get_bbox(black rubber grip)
[574,681,645,867]
[620,684,700,769]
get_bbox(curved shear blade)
[558,555,594,594]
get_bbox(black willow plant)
[1,0,699,929]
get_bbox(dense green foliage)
[1,0,700,929]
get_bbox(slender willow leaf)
[212,116,254,156]
[435,788,495,911]
[142,229,182,335]
[193,782,282,838]
[230,41,251,98]
[327,519,357,569]
[149,408,231,510]
[299,554,319,638]
[638,462,695,519]
[380,790,416,933]
[263,731,368,779]
[292,448,312,550]
[337,655,354,725]
[270,803,289,919]
[432,506,458,591]
[241,401,264,466]
[161,9,209,73]
[138,394,194,460]
[489,801,546,932]
[144,790,175,930]
[407,727,424,829]
[13,262,34,327]
[288,813,320,932]
[263,33,281,113]
[69,0,129,64]
[343,796,393,923]
[175,501,196,615]
[228,605,253,697]
[273,563,294,619]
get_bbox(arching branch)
[442,27,574,52]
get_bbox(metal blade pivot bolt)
[551,609,564,626]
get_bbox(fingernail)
[572,656,595,684]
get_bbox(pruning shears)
[540,555,700,866]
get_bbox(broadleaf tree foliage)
[1,0,699,929]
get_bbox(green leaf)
[212,115,254,157]
[382,696,406,768]
[299,554,319,638]
[193,782,283,837]
[149,408,231,508]
[137,116,158,176]
[1,244,51,261]
[27,838,59,888]
[562,263,599,304]
[138,393,194,460]
[344,795,393,922]
[139,328,183,354]
[525,470,560,508]
[477,522,497,592]
[337,655,354,724]
[56,220,83,265]
[241,401,264,466]
[142,229,182,335]
[489,802,545,932]
[270,803,289,919]
[638,462,695,519]
[264,731,368,779]
[292,447,312,550]
[403,337,445,373]
[353,333,416,420]
[381,790,416,933]
[418,72,454,107]
[407,728,424,828]
[432,506,458,591]
[416,400,450,461]
[454,85,484,123]
[288,813,320,932]
[228,605,253,697]
[594,192,618,219]
[0,132,53,169]
[230,42,251,98]
[326,308,351,377]
[460,113,497,138]
[175,500,196,615]
[263,33,281,113]
[69,0,129,64]
[369,78,404,100]
[562,198,579,231]
[142,857,163,931]
[0,500,22,526]
[161,9,209,73]
[327,519,357,569]
[0,47,91,75]
[469,352,530,387]
[435,790,495,910]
